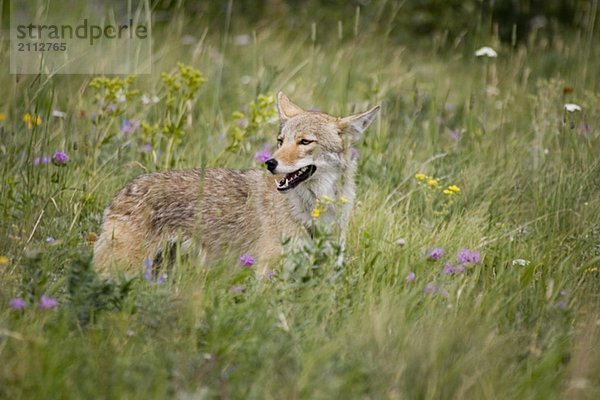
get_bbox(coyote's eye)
[277,138,283,147]
[299,139,314,145]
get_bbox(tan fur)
[94,93,379,275]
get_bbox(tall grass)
[1,3,599,399]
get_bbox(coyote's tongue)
[277,165,317,192]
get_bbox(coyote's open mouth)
[277,165,317,191]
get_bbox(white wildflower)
[51,110,67,118]
[512,259,531,266]
[475,46,498,58]
[564,103,582,112]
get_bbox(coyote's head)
[266,92,379,192]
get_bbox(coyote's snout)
[93,92,379,275]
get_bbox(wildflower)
[443,263,456,275]
[405,271,415,283]
[395,238,407,247]
[34,155,50,166]
[0,112,5,122]
[141,94,160,105]
[448,185,460,193]
[443,189,454,196]
[265,271,276,280]
[52,151,69,165]
[120,119,140,134]
[141,143,152,153]
[474,46,498,58]
[429,247,444,261]
[255,144,272,163]
[0,255,9,266]
[45,236,55,244]
[415,173,426,181]
[427,178,440,188]
[143,258,153,281]
[312,208,321,218]
[564,103,582,112]
[106,104,117,113]
[584,267,598,273]
[157,275,167,284]
[512,259,530,266]
[115,89,126,103]
[340,197,348,204]
[456,265,465,273]
[457,249,481,265]
[39,295,58,309]
[350,147,360,160]
[23,113,42,129]
[424,282,438,294]
[239,254,255,267]
[10,297,26,310]
[449,129,463,141]
[52,110,67,118]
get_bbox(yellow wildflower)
[585,267,598,273]
[312,208,321,218]
[23,113,42,129]
[415,173,426,181]
[427,178,439,188]
[0,255,9,266]
[448,185,461,193]
[0,112,5,122]
[443,189,454,196]
[340,197,348,204]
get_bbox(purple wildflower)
[265,271,276,280]
[443,263,455,275]
[255,144,272,163]
[52,151,69,165]
[34,157,40,166]
[45,237,55,244]
[106,104,117,112]
[449,129,463,141]
[39,295,58,309]
[34,155,50,166]
[429,247,444,261]
[456,265,466,274]
[457,249,481,265]
[405,271,415,283]
[141,143,152,153]
[350,146,360,160]
[157,275,166,284]
[143,258,153,281]
[9,297,26,310]
[424,282,438,294]
[120,119,140,134]
[239,254,255,267]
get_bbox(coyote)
[93,92,379,275]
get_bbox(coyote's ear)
[339,105,380,141]
[277,92,305,121]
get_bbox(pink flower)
[239,254,255,267]
[9,297,26,310]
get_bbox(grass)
[1,3,600,399]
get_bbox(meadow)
[1,2,600,399]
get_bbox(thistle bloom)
[39,295,58,309]
[52,151,69,165]
[239,254,255,267]
[10,297,26,310]
[429,247,444,261]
